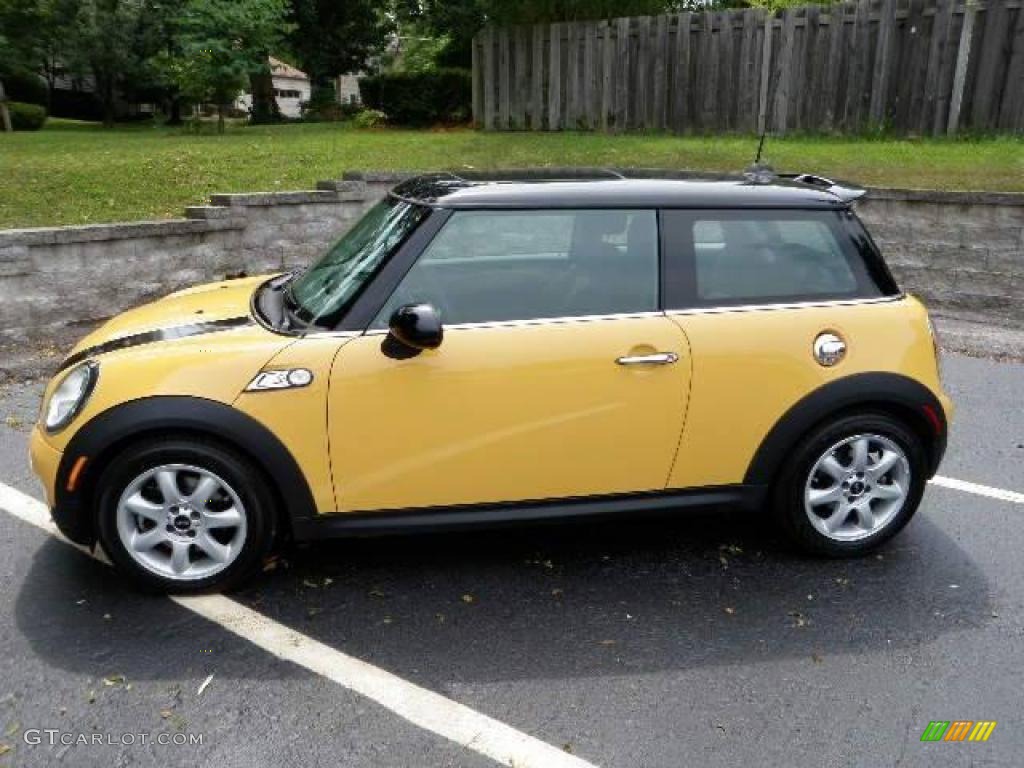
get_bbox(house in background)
[236,56,311,118]
[335,74,362,105]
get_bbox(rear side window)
[662,209,895,309]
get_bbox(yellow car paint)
[33,276,294,508]
[29,425,63,508]
[234,335,351,514]
[666,295,951,489]
[65,275,270,359]
[32,279,950,524]
[329,316,692,512]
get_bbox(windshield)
[286,199,427,327]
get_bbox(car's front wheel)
[773,412,928,556]
[95,438,276,592]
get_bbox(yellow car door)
[327,208,692,513]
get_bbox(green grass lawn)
[1,120,1022,229]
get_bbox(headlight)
[44,362,99,433]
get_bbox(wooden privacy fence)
[471,0,1024,136]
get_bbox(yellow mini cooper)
[30,171,953,592]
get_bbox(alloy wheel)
[803,433,911,542]
[115,463,247,581]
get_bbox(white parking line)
[0,480,597,768]
[930,475,1024,505]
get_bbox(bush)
[358,68,471,127]
[3,72,48,107]
[7,101,47,131]
[350,108,387,129]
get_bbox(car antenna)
[744,128,775,184]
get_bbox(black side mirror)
[387,303,443,352]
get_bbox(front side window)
[371,209,658,327]
[286,199,427,327]
[663,209,888,307]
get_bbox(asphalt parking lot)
[0,352,1021,768]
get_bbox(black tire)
[95,437,276,593]
[772,411,928,557]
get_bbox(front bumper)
[29,426,93,545]
[29,425,61,508]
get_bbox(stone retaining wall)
[858,189,1023,327]
[0,171,1020,343]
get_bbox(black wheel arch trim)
[53,396,318,547]
[743,371,948,488]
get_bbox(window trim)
[362,310,665,335]
[359,206,664,330]
[660,207,898,311]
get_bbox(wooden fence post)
[869,0,897,128]
[757,11,773,134]
[532,25,545,130]
[738,9,758,133]
[673,12,693,132]
[773,9,796,134]
[549,23,561,130]
[471,34,482,126]
[947,0,976,135]
[971,0,1009,130]
[566,22,578,129]
[636,16,651,129]
[615,17,630,130]
[923,0,955,136]
[601,21,612,131]
[513,26,528,129]
[998,1,1024,131]
[498,28,511,129]
[653,14,669,130]
[482,28,495,130]
[584,22,598,129]
[822,4,844,132]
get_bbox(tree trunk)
[44,56,56,114]
[100,76,115,128]
[217,103,225,134]
[249,65,280,124]
[166,93,183,126]
[0,80,11,133]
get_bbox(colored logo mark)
[920,721,997,742]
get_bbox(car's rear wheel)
[773,412,928,556]
[95,438,275,592]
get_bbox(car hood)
[62,275,275,366]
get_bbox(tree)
[137,0,190,124]
[248,59,281,124]
[60,0,151,126]
[288,0,389,92]
[169,0,290,132]
[0,0,82,111]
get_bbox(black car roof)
[390,169,864,210]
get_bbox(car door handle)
[615,352,679,366]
